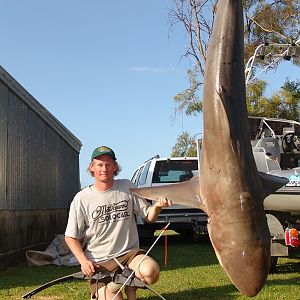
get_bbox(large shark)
[131,0,288,297]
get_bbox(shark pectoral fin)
[130,177,204,210]
[258,171,289,198]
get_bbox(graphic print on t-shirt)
[91,200,130,223]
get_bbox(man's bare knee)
[129,255,160,285]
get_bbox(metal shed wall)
[0,79,8,209]
[0,66,82,266]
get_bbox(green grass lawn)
[1,234,300,300]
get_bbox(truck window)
[132,166,143,185]
[138,161,151,186]
[152,160,198,183]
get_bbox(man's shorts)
[90,248,146,298]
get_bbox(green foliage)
[243,0,300,63]
[171,131,198,157]
[247,79,300,121]
[173,68,203,117]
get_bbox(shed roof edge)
[0,65,82,153]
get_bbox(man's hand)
[146,197,173,223]
[155,196,173,208]
[80,259,95,277]
[65,236,96,277]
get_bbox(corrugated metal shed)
[0,66,82,267]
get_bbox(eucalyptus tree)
[171,131,198,157]
[170,0,300,117]
[246,79,300,121]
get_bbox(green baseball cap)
[91,146,117,161]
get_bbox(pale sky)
[1,0,298,186]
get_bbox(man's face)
[89,155,117,183]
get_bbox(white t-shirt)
[65,179,151,262]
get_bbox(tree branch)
[250,17,288,41]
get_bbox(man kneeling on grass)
[65,146,172,300]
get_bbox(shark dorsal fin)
[258,172,289,199]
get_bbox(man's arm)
[145,197,172,223]
[65,236,95,276]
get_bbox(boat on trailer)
[244,40,300,221]
[249,116,300,215]
[247,116,300,266]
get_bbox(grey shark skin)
[198,0,270,297]
[131,0,288,297]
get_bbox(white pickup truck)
[131,156,207,241]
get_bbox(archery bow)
[22,267,165,299]
[22,223,170,300]
[22,271,111,299]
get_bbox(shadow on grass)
[2,235,300,299]
[0,234,215,292]
[140,231,211,247]
[272,259,300,274]
[140,276,300,300]
[142,233,218,269]
[267,276,300,285]
[0,264,80,290]
[1,265,300,299]
[139,284,240,300]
